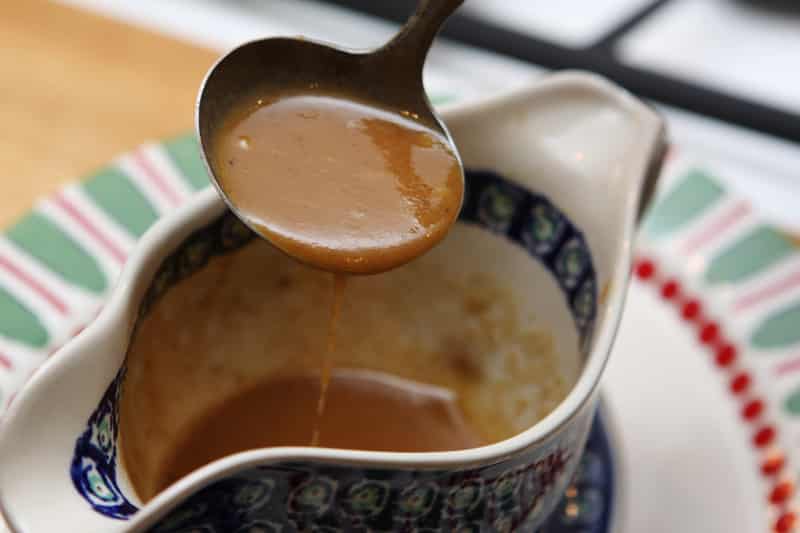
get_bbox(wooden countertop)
[1,0,218,227]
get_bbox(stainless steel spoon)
[195,0,465,270]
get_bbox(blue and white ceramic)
[0,72,664,532]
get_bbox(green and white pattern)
[636,154,800,527]
[0,135,207,410]
[2,105,800,532]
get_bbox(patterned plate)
[608,153,800,533]
[0,134,618,533]
[5,137,800,533]
[2,112,800,533]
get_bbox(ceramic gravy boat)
[0,72,665,532]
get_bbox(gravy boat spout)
[0,72,665,533]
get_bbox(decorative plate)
[0,134,617,533]
[608,153,800,533]
[1,128,799,533]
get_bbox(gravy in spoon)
[212,90,464,275]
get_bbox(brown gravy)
[311,273,347,447]
[154,369,483,495]
[119,239,571,503]
[212,91,464,275]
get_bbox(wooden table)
[0,0,218,227]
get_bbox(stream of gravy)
[311,273,347,446]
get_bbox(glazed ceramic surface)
[0,73,662,532]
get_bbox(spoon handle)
[377,0,464,76]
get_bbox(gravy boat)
[0,72,665,532]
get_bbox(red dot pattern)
[763,454,785,477]
[771,482,794,505]
[636,259,655,280]
[731,373,751,395]
[715,344,737,367]
[742,399,764,421]
[661,279,680,300]
[755,427,776,448]
[633,257,794,528]
[700,322,719,344]
[681,299,702,321]
[776,512,796,533]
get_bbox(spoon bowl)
[196,0,465,273]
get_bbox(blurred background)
[4,0,800,228]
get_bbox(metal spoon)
[195,0,465,272]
